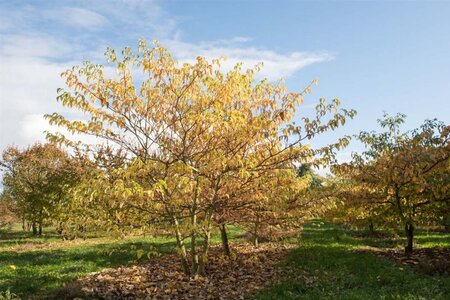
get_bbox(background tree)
[333,114,450,253]
[0,193,17,229]
[0,143,81,235]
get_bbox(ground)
[0,221,449,299]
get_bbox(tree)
[46,40,355,274]
[0,193,17,229]
[0,143,81,235]
[333,114,450,253]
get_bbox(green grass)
[0,224,177,298]
[0,224,245,299]
[1,222,448,299]
[254,220,450,300]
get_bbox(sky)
[1,0,449,168]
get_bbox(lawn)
[0,227,174,298]
[0,225,244,299]
[254,220,450,299]
[1,221,449,299]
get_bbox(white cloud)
[165,39,333,80]
[0,0,334,156]
[87,0,179,39]
[19,114,53,143]
[0,34,74,58]
[19,113,100,148]
[0,55,69,150]
[43,7,108,29]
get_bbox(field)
[1,221,449,299]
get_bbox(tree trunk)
[190,225,198,274]
[445,224,450,233]
[198,229,211,275]
[219,223,231,256]
[32,222,37,235]
[190,177,200,274]
[253,235,259,248]
[253,215,260,248]
[38,223,43,235]
[404,223,414,254]
[173,217,190,274]
[198,213,213,275]
[368,221,375,235]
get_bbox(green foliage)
[0,289,19,300]
[0,143,82,235]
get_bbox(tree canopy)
[43,40,356,274]
[332,113,450,252]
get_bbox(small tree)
[46,40,355,274]
[0,193,17,229]
[0,143,81,235]
[333,114,450,253]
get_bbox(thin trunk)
[253,215,260,248]
[38,223,42,236]
[190,177,200,274]
[32,222,37,235]
[368,221,375,235]
[22,216,25,231]
[253,235,259,248]
[173,216,190,274]
[404,222,414,254]
[219,223,231,257]
[198,213,213,275]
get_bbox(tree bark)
[38,223,42,235]
[445,225,450,233]
[253,215,260,248]
[173,216,190,274]
[198,213,213,275]
[32,222,37,235]
[219,223,231,256]
[404,222,414,254]
[253,235,259,248]
[190,177,200,274]
[368,221,375,235]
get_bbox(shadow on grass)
[0,239,177,298]
[253,220,450,300]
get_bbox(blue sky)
[1,0,449,165]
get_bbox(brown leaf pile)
[53,243,294,299]
[364,247,450,275]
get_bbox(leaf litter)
[51,243,295,299]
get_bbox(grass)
[0,230,175,298]
[0,224,244,298]
[254,220,450,300]
[1,221,448,299]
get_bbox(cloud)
[43,7,108,29]
[0,54,69,151]
[19,114,53,143]
[0,34,75,58]
[0,0,334,156]
[87,0,179,39]
[165,39,333,80]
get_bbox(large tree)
[46,40,355,274]
[333,114,450,252]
